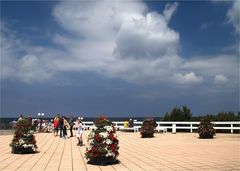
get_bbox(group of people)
[124,118,134,128]
[16,114,84,146]
[17,114,53,132]
[53,114,84,146]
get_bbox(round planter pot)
[199,132,214,139]
[12,147,36,154]
[88,156,119,165]
[141,133,154,138]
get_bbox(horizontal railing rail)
[81,121,240,133]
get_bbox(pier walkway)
[0,131,239,171]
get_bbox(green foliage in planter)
[10,119,38,154]
[140,118,157,138]
[85,116,119,165]
[198,119,216,139]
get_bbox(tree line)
[162,105,240,121]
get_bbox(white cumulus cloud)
[163,2,179,22]
[1,23,59,83]
[1,1,238,88]
[114,11,179,59]
[52,1,182,83]
[214,74,228,84]
[173,72,203,84]
[227,0,240,33]
[181,55,238,79]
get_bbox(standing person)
[128,118,134,128]
[63,116,69,139]
[33,119,38,132]
[59,116,63,138]
[53,114,60,136]
[18,114,24,122]
[76,117,83,146]
[27,114,32,126]
[39,119,43,132]
[42,120,47,132]
[48,119,53,132]
[69,116,74,137]
[124,120,129,128]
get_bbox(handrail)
[81,121,240,134]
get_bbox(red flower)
[91,146,97,152]
[93,153,98,158]
[110,144,116,151]
[99,115,107,120]
[109,133,116,141]
[95,134,101,142]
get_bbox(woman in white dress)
[76,118,83,146]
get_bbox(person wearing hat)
[128,118,134,128]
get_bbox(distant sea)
[0,117,162,125]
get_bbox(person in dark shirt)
[128,118,134,128]
[33,119,38,131]
[69,116,74,137]
[59,116,64,138]
[63,116,69,139]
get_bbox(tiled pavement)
[0,131,239,171]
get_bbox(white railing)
[82,121,240,134]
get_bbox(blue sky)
[1,0,239,118]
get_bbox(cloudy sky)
[1,0,239,117]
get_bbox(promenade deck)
[0,131,239,171]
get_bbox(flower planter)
[199,132,214,139]
[11,146,36,154]
[198,119,215,139]
[10,118,38,154]
[85,116,119,166]
[141,132,154,138]
[88,156,118,165]
[140,118,157,138]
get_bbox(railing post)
[231,124,233,134]
[172,123,176,134]
[190,124,193,133]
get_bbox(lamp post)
[38,113,44,119]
